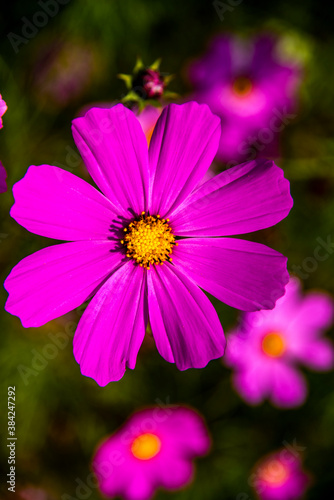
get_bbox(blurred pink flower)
[0,93,7,128]
[188,34,301,164]
[252,449,310,500]
[92,406,210,500]
[225,277,334,408]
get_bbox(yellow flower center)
[232,76,253,97]
[262,332,286,358]
[259,460,289,486]
[122,212,177,270]
[131,433,161,460]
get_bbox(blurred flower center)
[231,76,253,97]
[259,459,289,486]
[262,332,286,357]
[131,433,161,460]
[122,213,176,269]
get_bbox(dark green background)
[1,0,334,498]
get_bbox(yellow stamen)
[122,213,176,269]
[262,332,286,358]
[131,433,161,460]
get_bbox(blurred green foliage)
[1,0,334,499]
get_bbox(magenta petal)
[10,165,118,240]
[147,263,225,370]
[73,261,147,385]
[233,365,270,405]
[148,102,220,216]
[173,238,289,311]
[293,339,334,371]
[72,105,149,216]
[170,159,293,236]
[4,241,123,327]
[271,364,307,408]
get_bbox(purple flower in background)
[93,406,210,500]
[188,34,301,164]
[225,278,334,408]
[0,94,7,128]
[5,102,292,386]
[252,449,310,500]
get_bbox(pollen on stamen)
[121,213,176,269]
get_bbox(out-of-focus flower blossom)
[0,161,7,193]
[252,449,310,500]
[225,277,334,408]
[92,406,210,500]
[5,102,292,386]
[33,40,100,108]
[0,94,7,128]
[188,34,301,165]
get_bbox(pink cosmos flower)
[0,93,7,128]
[188,34,301,164]
[252,449,310,500]
[92,406,210,500]
[225,277,334,408]
[4,102,292,386]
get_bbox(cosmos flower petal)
[123,472,155,500]
[148,102,221,216]
[292,339,334,371]
[73,261,147,386]
[72,105,149,216]
[173,238,289,311]
[271,363,307,408]
[10,165,118,240]
[147,263,225,370]
[0,161,7,193]
[4,241,123,327]
[290,292,334,334]
[233,364,270,405]
[151,458,193,490]
[171,159,293,236]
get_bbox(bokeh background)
[1,0,334,498]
